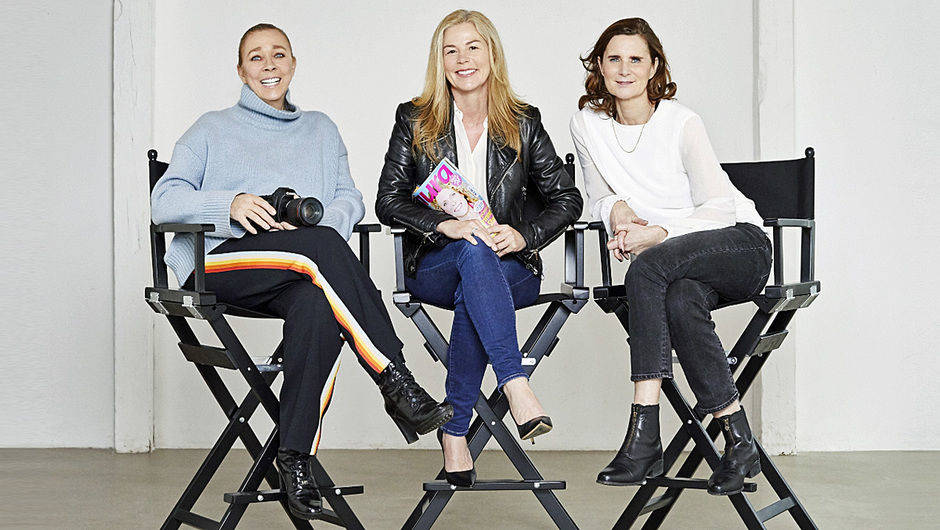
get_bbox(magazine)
[412,158,497,227]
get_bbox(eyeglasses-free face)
[237,29,296,110]
[597,34,658,106]
[442,22,491,97]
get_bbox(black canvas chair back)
[388,154,587,530]
[145,149,369,530]
[590,148,820,529]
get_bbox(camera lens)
[286,197,323,226]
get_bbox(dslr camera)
[260,187,324,227]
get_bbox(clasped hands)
[607,201,667,261]
[437,219,526,257]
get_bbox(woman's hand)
[488,224,527,257]
[609,200,648,233]
[436,219,499,251]
[607,223,667,260]
[230,193,288,234]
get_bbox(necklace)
[611,104,655,154]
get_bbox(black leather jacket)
[377,101,582,277]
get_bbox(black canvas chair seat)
[589,148,821,529]
[145,149,369,530]
[388,154,587,530]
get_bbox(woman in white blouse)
[570,18,771,496]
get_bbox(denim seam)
[632,371,673,381]
[497,372,528,389]
[441,425,469,437]
[697,390,740,415]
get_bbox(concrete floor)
[0,448,935,529]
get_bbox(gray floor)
[0,448,936,529]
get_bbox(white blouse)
[569,99,763,239]
[453,103,489,198]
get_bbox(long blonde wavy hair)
[412,10,527,161]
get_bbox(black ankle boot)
[597,404,664,486]
[276,449,322,519]
[707,408,761,495]
[378,361,454,443]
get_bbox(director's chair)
[144,149,371,529]
[388,154,588,529]
[590,148,821,529]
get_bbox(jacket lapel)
[486,135,517,198]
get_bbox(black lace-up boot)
[276,449,322,519]
[707,407,761,495]
[597,403,664,485]
[378,361,454,443]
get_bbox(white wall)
[0,1,115,447]
[792,0,940,450]
[151,0,757,450]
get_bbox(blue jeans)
[405,240,541,436]
[624,223,772,416]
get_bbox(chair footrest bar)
[647,476,757,492]
[172,509,220,529]
[639,493,676,516]
[753,330,788,356]
[423,479,565,491]
[757,496,796,522]
[224,485,364,504]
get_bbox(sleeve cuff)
[200,189,243,238]
[597,194,631,237]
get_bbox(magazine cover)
[412,158,497,227]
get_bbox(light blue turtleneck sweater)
[151,84,365,285]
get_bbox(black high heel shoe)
[515,415,553,441]
[436,429,476,487]
[275,449,322,520]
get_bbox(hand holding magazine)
[412,158,497,227]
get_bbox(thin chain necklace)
[611,103,655,153]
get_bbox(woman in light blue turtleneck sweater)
[150,24,452,520]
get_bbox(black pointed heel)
[516,415,553,441]
[436,430,476,487]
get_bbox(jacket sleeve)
[317,117,365,241]
[376,103,453,237]
[150,122,245,239]
[516,107,584,251]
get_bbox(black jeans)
[184,226,404,453]
[624,223,772,416]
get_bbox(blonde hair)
[412,10,527,161]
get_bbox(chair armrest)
[353,223,382,233]
[388,225,408,292]
[562,222,589,289]
[150,223,215,291]
[352,223,381,274]
[764,218,815,228]
[152,223,215,233]
[763,218,816,284]
[587,221,614,287]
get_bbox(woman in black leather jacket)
[376,10,582,486]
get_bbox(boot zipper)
[625,407,638,451]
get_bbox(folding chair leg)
[399,301,579,529]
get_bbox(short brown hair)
[578,18,676,118]
[237,23,292,67]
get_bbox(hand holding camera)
[230,187,323,234]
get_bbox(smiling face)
[598,34,658,105]
[237,29,296,110]
[437,188,471,217]
[442,22,491,97]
